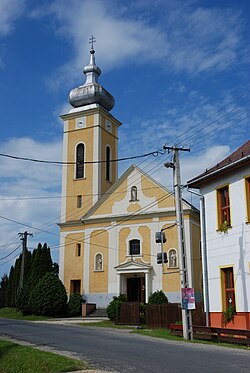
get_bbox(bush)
[106,294,127,321]
[29,273,68,316]
[148,290,168,304]
[68,293,82,317]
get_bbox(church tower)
[60,37,122,223]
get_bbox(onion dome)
[69,40,115,111]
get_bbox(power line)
[0,150,161,165]
[0,245,21,261]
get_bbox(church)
[59,39,202,308]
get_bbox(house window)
[168,248,178,268]
[70,279,81,294]
[246,177,250,222]
[77,195,82,208]
[76,243,81,257]
[129,239,140,256]
[217,185,231,227]
[221,267,235,309]
[105,146,111,182]
[76,143,85,179]
[130,186,138,201]
[95,253,103,271]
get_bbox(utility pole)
[18,231,33,292]
[164,145,193,340]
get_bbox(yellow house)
[59,44,201,308]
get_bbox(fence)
[146,303,182,329]
[116,302,206,328]
[118,302,140,325]
[170,324,250,346]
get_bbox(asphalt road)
[0,318,249,372]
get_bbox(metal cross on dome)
[89,35,96,50]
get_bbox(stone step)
[88,308,107,317]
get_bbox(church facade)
[59,42,202,308]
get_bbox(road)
[0,318,249,372]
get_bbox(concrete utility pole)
[18,231,33,292]
[164,145,193,340]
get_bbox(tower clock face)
[76,117,86,128]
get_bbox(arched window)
[105,146,111,181]
[95,253,103,271]
[168,248,178,268]
[130,186,138,201]
[129,239,140,256]
[76,143,85,179]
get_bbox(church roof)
[69,36,115,111]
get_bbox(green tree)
[68,293,82,316]
[29,273,67,316]
[0,274,8,308]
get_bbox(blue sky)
[0,0,249,279]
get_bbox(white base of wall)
[85,293,116,308]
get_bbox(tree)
[0,274,8,308]
[68,293,82,316]
[29,273,67,316]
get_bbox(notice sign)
[181,288,196,310]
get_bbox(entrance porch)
[115,260,152,303]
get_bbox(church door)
[127,276,145,303]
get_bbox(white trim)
[83,228,91,293]
[93,113,100,204]
[108,221,118,293]
[61,121,68,223]
[59,232,67,283]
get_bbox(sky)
[0,0,249,279]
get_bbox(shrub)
[106,294,127,321]
[148,290,168,304]
[29,273,68,316]
[68,293,82,317]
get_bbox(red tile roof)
[188,140,250,187]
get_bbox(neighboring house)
[59,45,202,308]
[188,140,250,329]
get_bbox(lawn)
[0,340,89,373]
[0,308,50,321]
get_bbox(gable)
[82,165,192,221]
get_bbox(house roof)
[187,139,250,188]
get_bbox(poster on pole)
[181,288,196,310]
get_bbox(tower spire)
[69,36,115,111]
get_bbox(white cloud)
[0,137,62,274]
[0,0,25,36]
[29,0,246,89]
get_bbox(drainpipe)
[187,188,210,327]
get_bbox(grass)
[0,308,50,321]
[80,320,134,329]
[0,339,89,373]
[80,321,249,349]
